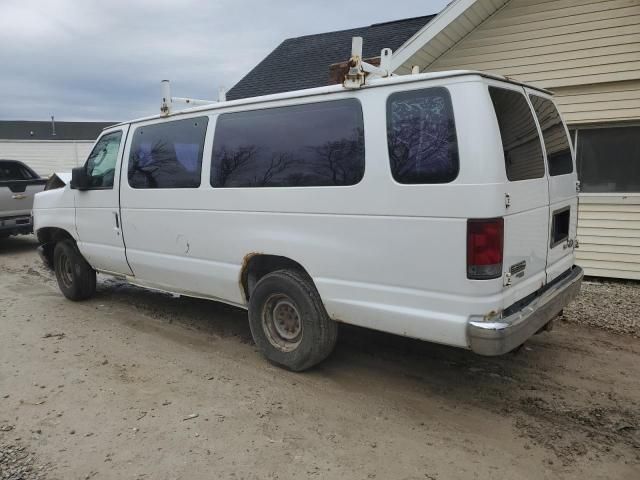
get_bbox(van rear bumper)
[467,266,583,356]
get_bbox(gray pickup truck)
[0,160,47,238]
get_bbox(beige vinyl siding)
[577,195,640,280]
[553,80,640,124]
[0,140,93,177]
[393,0,511,76]
[427,0,640,85]
[424,0,640,124]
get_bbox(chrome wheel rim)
[262,294,303,352]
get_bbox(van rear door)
[487,83,550,306]
[527,91,578,283]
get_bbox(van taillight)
[467,218,504,280]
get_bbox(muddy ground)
[1,235,639,480]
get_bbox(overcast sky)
[1,0,449,122]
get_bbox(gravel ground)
[562,278,640,337]
[0,425,50,480]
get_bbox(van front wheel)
[248,270,338,371]
[54,240,97,301]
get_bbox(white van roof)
[109,70,552,129]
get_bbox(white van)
[34,70,583,371]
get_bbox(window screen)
[85,131,122,188]
[129,117,208,189]
[489,87,545,181]
[576,126,640,193]
[387,87,459,184]
[529,95,573,176]
[211,99,364,188]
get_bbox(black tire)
[53,240,97,301]
[248,270,338,371]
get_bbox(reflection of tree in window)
[310,128,364,186]
[131,140,190,188]
[210,100,365,188]
[128,117,208,189]
[214,146,257,187]
[387,88,458,184]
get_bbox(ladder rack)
[343,36,394,89]
[160,81,226,116]
[159,37,411,115]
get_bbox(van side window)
[85,131,123,189]
[489,87,545,181]
[128,117,208,189]
[386,87,459,184]
[529,95,573,176]
[211,99,364,188]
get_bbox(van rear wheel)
[54,240,96,301]
[248,270,338,371]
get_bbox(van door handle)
[113,211,121,235]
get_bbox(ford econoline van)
[34,70,583,371]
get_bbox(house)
[0,120,116,177]
[229,0,640,280]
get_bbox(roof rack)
[343,37,394,89]
[160,81,226,116]
[159,36,408,114]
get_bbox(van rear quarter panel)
[119,79,518,348]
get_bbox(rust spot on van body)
[241,252,263,273]
[239,252,262,302]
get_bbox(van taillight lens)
[467,218,504,280]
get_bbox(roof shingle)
[227,15,435,101]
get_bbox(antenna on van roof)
[160,80,223,117]
[343,37,393,89]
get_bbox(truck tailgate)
[0,180,47,217]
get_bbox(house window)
[576,126,640,193]
[386,87,459,184]
[128,117,208,189]
[211,99,364,188]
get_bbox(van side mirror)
[70,167,90,190]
